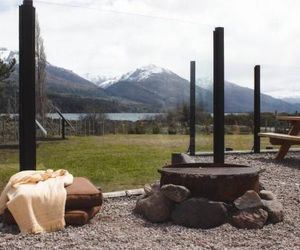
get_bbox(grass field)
[0,134,273,191]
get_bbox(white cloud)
[1,0,300,97]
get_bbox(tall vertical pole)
[189,61,196,156]
[62,119,65,139]
[213,27,225,164]
[254,65,261,153]
[19,0,36,171]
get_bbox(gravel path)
[0,153,300,249]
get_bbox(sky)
[1,0,300,98]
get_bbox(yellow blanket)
[0,169,73,234]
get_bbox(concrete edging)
[103,188,145,199]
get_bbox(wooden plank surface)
[276,116,300,121]
[258,132,300,142]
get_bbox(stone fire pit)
[134,163,284,229]
[159,163,263,202]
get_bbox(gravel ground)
[0,152,300,250]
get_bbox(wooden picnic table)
[259,116,300,160]
[276,116,300,122]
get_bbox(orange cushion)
[66,177,103,209]
[64,206,101,225]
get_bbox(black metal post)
[19,0,36,171]
[213,27,225,164]
[254,65,261,153]
[189,61,196,156]
[62,119,65,139]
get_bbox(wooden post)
[189,61,196,156]
[102,120,105,135]
[76,120,78,136]
[2,119,5,143]
[58,118,61,136]
[274,110,278,132]
[19,0,36,171]
[61,119,65,139]
[14,117,18,141]
[254,65,261,153]
[92,120,95,135]
[213,27,225,164]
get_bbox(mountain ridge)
[1,47,300,113]
[92,64,300,113]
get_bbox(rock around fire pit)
[134,183,284,229]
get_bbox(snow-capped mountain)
[91,64,300,112]
[84,73,111,86]
[0,48,18,63]
[98,64,173,89]
[100,64,212,110]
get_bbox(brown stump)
[158,163,263,202]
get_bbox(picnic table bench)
[259,116,300,160]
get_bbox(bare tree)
[0,57,16,112]
[0,57,15,83]
[35,16,47,125]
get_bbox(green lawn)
[0,134,272,191]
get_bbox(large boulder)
[234,190,263,210]
[161,184,190,203]
[262,199,284,223]
[259,190,276,201]
[134,192,173,223]
[231,208,268,229]
[171,198,227,229]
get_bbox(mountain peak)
[136,64,171,74]
[98,64,173,89]
[127,64,172,81]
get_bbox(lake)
[2,112,251,122]
[46,113,162,122]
